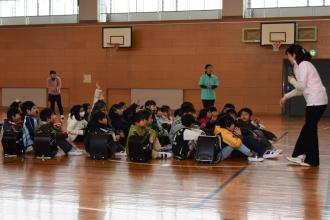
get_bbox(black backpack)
[2,131,24,156]
[195,135,222,163]
[86,132,115,160]
[172,128,191,160]
[128,132,152,162]
[33,132,58,159]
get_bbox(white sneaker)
[114,151,127,157]
[25,146,34,153]
[68,148,83,156]
[286,154,310,166]
[248,155,264,162]
[158,152,173,159]
[263,150,280,159]
[274,148,283,154]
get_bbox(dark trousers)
[56,139,73,153]
[202,100,215,108]
[292,105,327,166]
[49,94,64,115]
[243,135,267,157]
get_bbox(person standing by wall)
[199,64,219,108]
[47,70,64,120]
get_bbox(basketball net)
[271,40,283,52]
[106,43,120,56]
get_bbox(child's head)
[238,108,253,122]
[141,110,153,126]
[118,102,127,110]
[145,100,157,114]
[21,101,38,117]
[9,100,22,113]
[40,108,56,124]
[180,105,196,118]
[209,106,218,118]
[50,70,57,79]
[70,105,84,121]
[181,114,196,128]
[180,102,195,110]
[94,111,108,126]
[218,115,235,132]
[93,100,107,114]
[160,105,170,117]
[222,103,235,113]
[132,112,147,128]
[109,104,124,116]
[226,109,238,120]
[82,103,92,114]
[204,64,213,74]
[7,108,21,123]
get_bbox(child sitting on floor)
[21,101,39,153]
[2,108,24,153]
[38,108,83,156]
[236,108,282,154]
[214,115,264,162]
[127,111,172,159]
[197,108,212,129]
[67,105,88,142]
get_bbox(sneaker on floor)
[25,146,34,153]
[286,155,310,167]
[248,155,264,162]
[67,149,83,156]
[158,152,173,159]
[273,148,283,154]
[115,151,127,157]
[263,150,280,159]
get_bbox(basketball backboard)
[102,27,132,48]
[260,22,296,46]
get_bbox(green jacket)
[37,122,68,140]
[199,73,219,100]
[126,125,157,152]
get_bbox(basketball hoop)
[271,40,283,52]
[106,43,120,56]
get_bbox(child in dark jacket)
[2,108,24,153]
[38,108,83,156]
[21,101,39,153]
[85,111,122,155]
[109,104,130,146]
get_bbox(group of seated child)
[1,83,281,163]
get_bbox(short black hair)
[160,105,170,113]
[205,64,213,69]
[181,114,196,127]
[118,102,126,108]
[238,108,253,117]
[7,108,20,121]
[217,115,235,128]
[20,101,36,115]
[40,108,54,122]
[140,110,152,120]
[132,112,146,124]
[223,103,235,110]
[9,101,21,111]
[180,102,194,109]
[180,105,196,116]
[226,108,238,117]
[285,44,312,65]
[50,70,56,75]
[145,100,156,108]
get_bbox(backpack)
[128,132,152,162]
[195,135,222,163]
[172,128,191,160]
[1,131,24,156]
[86,132,115,160]
[33,132,58,159]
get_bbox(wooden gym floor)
[1,115,330,220]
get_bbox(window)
[100,0,222,13]
[248,0,330,8]
[0,0,78,17]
